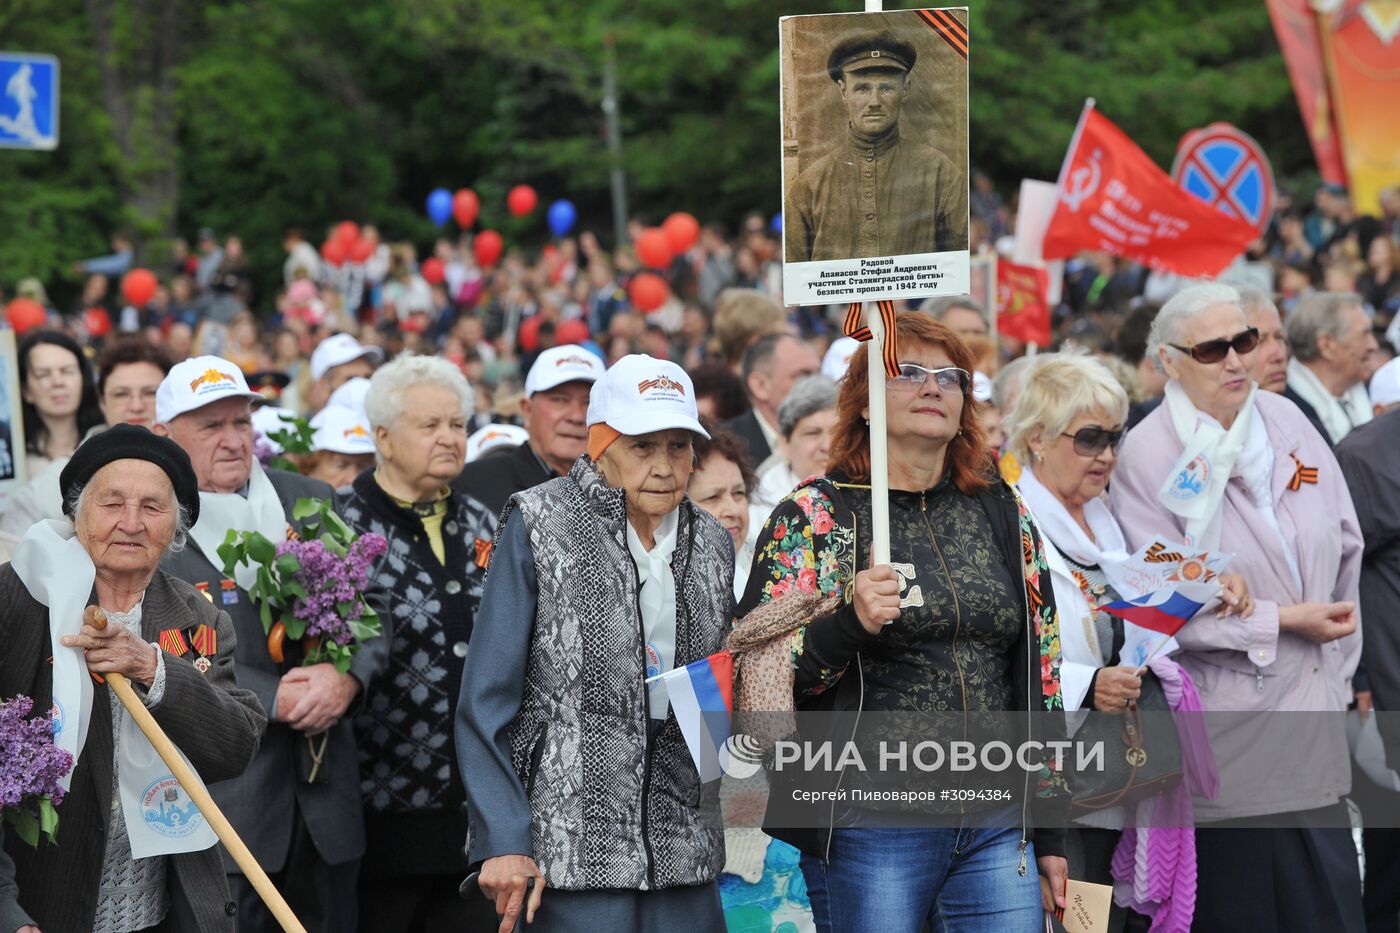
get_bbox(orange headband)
[587,423,623,462]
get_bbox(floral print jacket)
[738,470,1070,855]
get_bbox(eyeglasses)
[1168,327,1260,364]
[1060,425,1125,457]
[887,363,970,393]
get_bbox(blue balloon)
[770,212,783,234]
[426,188,453,227]
[547,199,577,238]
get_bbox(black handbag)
[1070,669,1183,814]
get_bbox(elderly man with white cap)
[452,345,606,516]
[456,354,733,932]
[152,355,388,933]
[306,332,383,414]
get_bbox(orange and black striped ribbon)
[191,624,218,657]
[844,300,901,378]
[915,8,968,61]
[1288,453,1319,491]
[1143,543,1185,563]
[159,628,190,656]
[474,538,494,570]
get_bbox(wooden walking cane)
[86,605,308,933]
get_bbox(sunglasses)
[1169,327,1260,364]
[888,363,971,393]
[1060,425,1125,457]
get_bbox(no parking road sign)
[1171,123,1275,237]
[0,53,59,151]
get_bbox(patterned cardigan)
[334,471,496,875]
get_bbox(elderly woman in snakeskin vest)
[455,354,734,933]
[332,354,497,932]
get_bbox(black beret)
[827,30,917,82]
[60,424,201,525]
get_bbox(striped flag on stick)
[647,650,733,782]
[1100,581,1218,636]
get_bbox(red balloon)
[635,228,673,270]
[121,268,158,307]
[5,298,46,333]
[555,318,590,345]
[421,257,446,286]
[518,314,543,352]
[83,307,112,338]
[350,236,374,263]
[507,185,538,218]
[474,230,504,268]
[333,221,360,246]
[321,239,346,266]
[453,189,480,228]
[628,273,669,313]
[662,212,700,254]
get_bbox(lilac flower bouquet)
[218,497,386,675]
[1,694,75,846]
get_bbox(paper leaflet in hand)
[1102,536,1232,603]
[1100,537,1231,666]
[647,650,732,782]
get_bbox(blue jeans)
[800,825,1043,933]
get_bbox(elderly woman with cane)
[1111,282,1366,932]
[455,354,734,933]
[0,425,265,933]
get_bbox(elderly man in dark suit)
[721,333,820,470]
[0,425,264,932]
[152,356,388,933]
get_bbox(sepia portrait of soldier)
[784,27,969,264]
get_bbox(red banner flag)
[1266,0,1348,186]
[1042,102,1260,277]
[996,260,1051,347]
[1319,1,1400,214]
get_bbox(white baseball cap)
[466,423,530,462]
[587,354,709,439]
[156,355,265,423]
[310,333,384,381]
[821,336,860,382]
[251,405,297,453]
[1370,357,1400,409]
[525,345,606,398]
[309,405,377,456]
[324,376,371,419]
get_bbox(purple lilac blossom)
[274,533,387,645]
[0,695,74,812]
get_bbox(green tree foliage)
[0,0,1309,308]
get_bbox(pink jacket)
[1110,389,1362,820]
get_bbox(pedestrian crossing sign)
[0,53,59,151]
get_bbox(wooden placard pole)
[865,0,891,568]
[88,607,307,933]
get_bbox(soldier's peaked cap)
[827,31,917,82]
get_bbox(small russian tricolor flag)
[1100,581,1217,636]
[649,650,733,782]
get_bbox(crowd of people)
[0,175,1398,933]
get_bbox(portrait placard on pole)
[780,8,970,306]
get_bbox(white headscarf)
[1157,380,1257,549]
[1016,466,1130,570]
[188,460,287,589]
